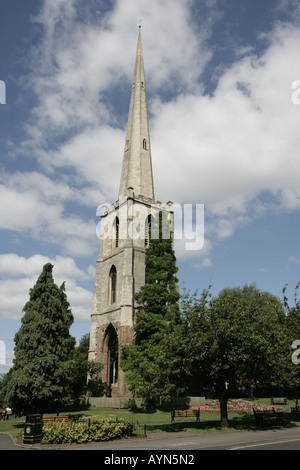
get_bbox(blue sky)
[1,0,300,372]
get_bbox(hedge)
[41,417,136,444]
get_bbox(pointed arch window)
[109,265,117,305]
[113,216,119,248]
[145,214,152,247]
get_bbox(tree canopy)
[180,284,291,426]
[121,213,181,409]
[2,263,76,415]
[120,211,299,424]
[1,245,299,429]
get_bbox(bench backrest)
[42,415,69,423]
[173,409,200,417]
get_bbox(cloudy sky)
[0,0,300,371]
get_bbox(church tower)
[88,27,167,398]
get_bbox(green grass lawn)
[1,398,300,441]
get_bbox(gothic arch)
[102,324,119,396]
[112,216,119,249]
[109,265,117,304]
[145,214,153,247]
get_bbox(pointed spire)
[118,27,155,202]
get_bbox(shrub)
[124,398,138,411]
[41,417,135,444]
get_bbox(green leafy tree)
[59,281,76,360]
[283,282,300,392]
[2,263,76,415]
[0,374,6,408]
[182,284,289,427]
[121,213,181,409]
[71,334,91,403]
[71,334,105,402]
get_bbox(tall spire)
[118,27,155,202]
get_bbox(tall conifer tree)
[121,212,180,409]
[3,263,76,414]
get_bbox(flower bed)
[192,400,284,414]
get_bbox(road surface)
[1,426,300,451]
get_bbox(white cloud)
[288,256,300,265]
[193,258,214,269]
[0,254,52,278]
[0,277,35,321]
[26,0,210,143]
[44,126,124,196]
[3,0,217,265]
[2,0,300,270]
[276,0,300,21]
[0,172,98,257]
[151,21,300,249]
[0,254,93,322]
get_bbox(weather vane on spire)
[139,19,142,28]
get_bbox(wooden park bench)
[271,397,287,405]
[42,415,69,424]
[253,408,284,425]
[171,409,200,423]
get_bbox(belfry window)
[113,216,119,248]
[109,266,117,304]
[145,214,152,247]
[143,138,147,150]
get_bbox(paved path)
[0,434,26,450]
[1,426,300,451]
[66,426,300,450]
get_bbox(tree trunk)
[219,396,229,428]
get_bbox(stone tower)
[88,27,167,398]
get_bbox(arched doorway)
[103,324,119,396]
